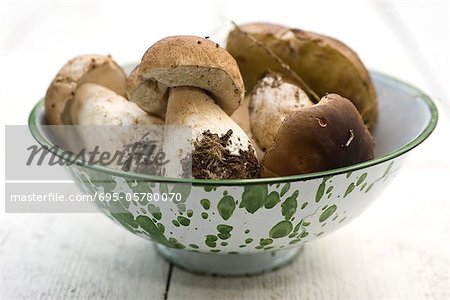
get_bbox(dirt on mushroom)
[192,129,259,179]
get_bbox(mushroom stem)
[165,87,259,179]
[71,83,163,126]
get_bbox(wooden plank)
[0,214,170,299]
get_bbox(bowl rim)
[28,71,438,186]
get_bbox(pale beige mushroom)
[128,36,259,179]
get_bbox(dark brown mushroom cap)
[128,35,245,116]
[261,94,374,177]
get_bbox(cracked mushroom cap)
[45,54,127,125]
[127,36,245,117]
[261,94,374,177]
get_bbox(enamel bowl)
[28,71,437,275]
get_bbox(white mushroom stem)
[165,87,253,155]
[70,83,163,126]
[250,73,314,150]
[68,83,164,172]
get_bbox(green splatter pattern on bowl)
[69,159,398,254]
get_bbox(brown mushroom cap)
[45,54,127,125]
[261,94,374,177]
[128,36,245,116]
[226,22,378,130]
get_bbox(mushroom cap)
[128,36,245,116]
[45,54,127,125]
[249,73,313,151]
[226,22,378,130]
[261,94,374,177]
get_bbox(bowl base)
[156,244,303,276]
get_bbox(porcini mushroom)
[129,36,244,116]
[128,36,259,179]
[261,94,374,177]
[249,73,314,151]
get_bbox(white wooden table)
[1,1,449,299]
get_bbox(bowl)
[28,71,438,275]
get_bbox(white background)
[0,0,449,299]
